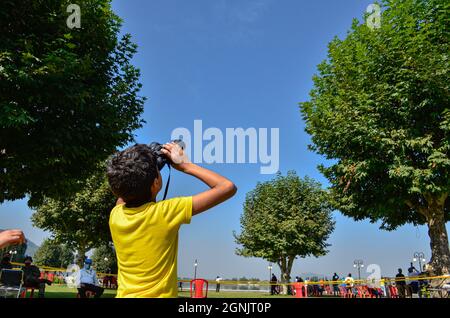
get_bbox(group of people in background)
[1,229,447,298]
[1,253,106,298]
[276,262,437,298]
[394,263,430,298]
[1,253,52,298]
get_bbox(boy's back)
[110,197,192,298]
[107,143,236,298]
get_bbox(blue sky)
[1,0,448,280]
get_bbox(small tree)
[300,0,450,274]
[92,245,117,274]
[33,238,74,268]
[234,172,335,293]
[32,165,116,266]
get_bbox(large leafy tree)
[92,245,117,274]
[32,166,116,266]
[234,172,335,292]
[0,0,145,207]
[301,0,450,274]
[33,238,74,268]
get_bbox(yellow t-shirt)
[109,196,192,298]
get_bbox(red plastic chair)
[76,290,95,298]
[21,287,36,298]
[338,286,347,298]
[356,286,371,298]
[368,286,383,298]
[389,285,399,298]
[377,288,384,297]
[47,272,55,282]
[19,287,35,298]
[293,282,308,298]
[363,286,375,298]
[111,276,118,289]
[190,279,208,298]
[367,286,382,298]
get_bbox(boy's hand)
[161,142,191,171]
[0,229,26,249]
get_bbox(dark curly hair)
[107,144,159,207]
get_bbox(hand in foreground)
[161,142,191,171]
[0,229,26,249]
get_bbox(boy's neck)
[125,198,156,208]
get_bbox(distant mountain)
[298,272,327,280]
[25,239,39,257]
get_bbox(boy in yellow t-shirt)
[106,142,236,298]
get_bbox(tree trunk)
[77,245,87,268]
[278,256,295,295]
[411,194,450,276]
[426,210,450,275]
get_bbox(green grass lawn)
[41,285,298,298]
[42,285,117,298]
[178,291,294,298]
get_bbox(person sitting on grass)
[22,256,52,298]
[106,143,236,298]
[0,253,13,270]
[77,259,104,298]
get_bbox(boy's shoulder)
[150,196,193,209]
[110,203,125,216]
[110,196,192,217]
[155,196,190,206]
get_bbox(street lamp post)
[9,250,17,263]
[413,252,426,271]
[268,264,273,294]
[353,260,364,281]
[268,264,272,281]
[194,259,198,280]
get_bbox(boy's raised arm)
[178,163,236,215]
[161,143,237,216]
